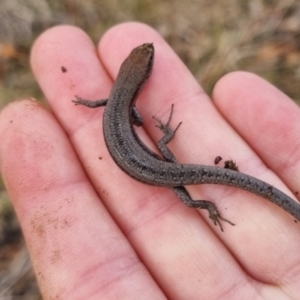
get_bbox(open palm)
[1,23,300,299]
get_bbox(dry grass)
[0,0,299,298]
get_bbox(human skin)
[0,23,300,299]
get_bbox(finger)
[212,72,300,295]
[213,71,300,193]
[31,24,251,299]
[0,100,165,299]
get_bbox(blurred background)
[0,0,299,298]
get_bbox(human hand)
[0,23,300,299]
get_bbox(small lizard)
[73,43,300,231]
